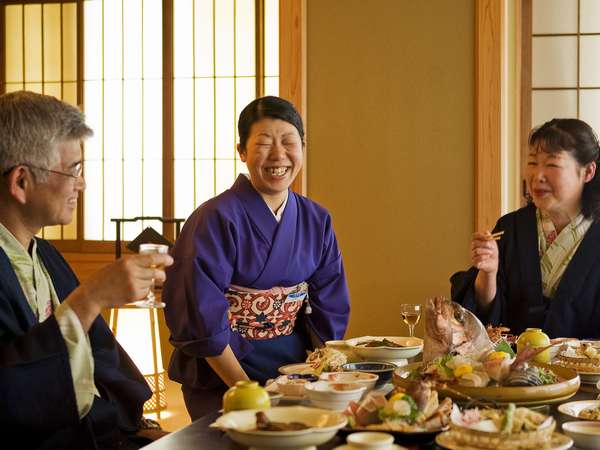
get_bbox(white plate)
[558,400,600,421]
[435,430,572,450]
[211,406,347,450]
[345,336,423,362]
[278,363,317,375]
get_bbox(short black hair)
[529,118,600,221]
[238,96,304,150]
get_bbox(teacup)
[346,431,394,449]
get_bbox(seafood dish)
[445,403,556,449]
[343,380,452,433]
[417,297,560,388]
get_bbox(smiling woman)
[451,118,600,339]
[163,96,350,421]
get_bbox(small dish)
[333,445,407,450]
[562,421,600,449]
[304,380,366,411]
[275,374,318,397]
[265,380,307,403]
[347,431,394,448]
[342,362,397,386]
[323,371,379,392]
[267,390,283,406]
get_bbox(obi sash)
[226,282,309,340]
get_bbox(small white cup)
[347,431,394,449]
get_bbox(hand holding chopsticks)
[471,230,502,274]
[486,230,505,241]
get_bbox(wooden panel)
[475,0,503,231]
[279,0,306,195]
[520,0,532,204]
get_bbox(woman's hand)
[472,231,499,310]
[471,232,499,275]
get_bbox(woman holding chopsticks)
[451,118,600,338]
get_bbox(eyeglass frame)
[2,162,83,179]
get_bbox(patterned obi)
[226,282,309,340]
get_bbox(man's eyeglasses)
[2,163,83,179]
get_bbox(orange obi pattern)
[226,282,309,340]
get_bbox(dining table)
[141,386,599,450]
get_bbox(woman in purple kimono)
[163,96,351,419]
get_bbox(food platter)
[557,400,600,421]
[393,362,580,406]
[435,430,573,450]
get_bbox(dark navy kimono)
[164,175,350,400]
[451,204,600,338]
[0,240,151,449]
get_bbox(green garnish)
[501,403,516,433]
[494,340,515,357]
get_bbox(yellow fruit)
[389,392,407,402]
[453,364,473,378]
[488,351,509,361]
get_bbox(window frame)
[0,0,306,253]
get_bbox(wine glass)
[134,243,169,308]
[400,304,421,337]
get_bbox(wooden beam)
[520,0,532,202]
[475,0,503,231]
[280,0,307,196]
[162,0,174,240]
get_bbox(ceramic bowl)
[275,374,318,397]
[267,390,283,406]
[304,380,366,410]
[345,336,423,362]
[342,362,397,386]
[211,405,347,449]
[562,421,600,449]
[322,371,379,392]
[346,431,395,448]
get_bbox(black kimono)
[451,204,600,339]
[0,239,151,449]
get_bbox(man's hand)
[64,253,173,331]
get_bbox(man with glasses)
[0,91,173,449]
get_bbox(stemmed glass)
[133,243,169,308]
[400,304,421,337]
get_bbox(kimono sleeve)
[305,213,350,343]
[0,315,80,431]
[164,207,251,360]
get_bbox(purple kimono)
[164,175,350,393]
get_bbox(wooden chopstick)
[487,230,505,241]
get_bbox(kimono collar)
[231,175,290,240]
[241,173,288,222]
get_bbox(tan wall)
[306,0,475,338]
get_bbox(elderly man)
[0,91,173,449]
